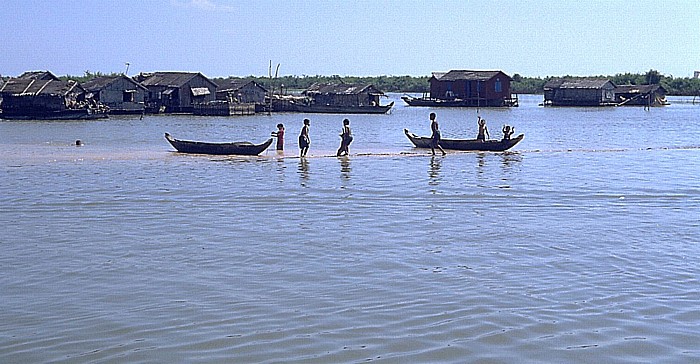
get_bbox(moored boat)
[291,101,394,114]
[165,133,273,155]
[404,129,524,152]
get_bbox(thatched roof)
[0,78,83,96]
[136,72,215,88]
[216,79,267,93]
[303,82,384,95]
[17,70,60,81]
[544,78,615,89]
[82,75,147,92]
[435,70,509,81]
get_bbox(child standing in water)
[271,123,285,151]
[429,112,446,156]
[336,118,353,156]
[298,118,310,157]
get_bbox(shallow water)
[1,94,699,363]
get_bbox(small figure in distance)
[336,118,353,157]
[429,112,446,156]
[502,125,514,140]
[477,116,490,142]
[75,140,83,146]
[271,123,285,151]
[299,118,311,157]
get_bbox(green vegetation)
[12,69,696,96]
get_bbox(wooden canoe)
[165,133,273,155]
[292,101,394,114]
[404,129,524,152]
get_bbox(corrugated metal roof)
[17,71,60,81]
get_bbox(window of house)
[495,78,502,93]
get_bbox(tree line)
[34,69,700,96]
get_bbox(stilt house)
[82,75,148,114]
[0,77,105,119]
[302,83,385,106]
[135,72,217,113]
[429,70,516,107]
[543,78,617,106]
[215,79,267,104]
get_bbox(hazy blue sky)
[1,0,698,78]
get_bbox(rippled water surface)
[1,95,699,363]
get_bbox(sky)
[1,0,699,79]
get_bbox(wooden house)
[135,72,217,113]
[615,84,668,107]
[302,83,385,107]
[543,78,616,106]
[215,79,267,104]
[429,70,517,107]
[82,75,147,114]
[0,77,107,119]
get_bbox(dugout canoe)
[404,129,523,152]
[165,133,273,155]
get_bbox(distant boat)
[404,129,524,152]
[164,133,273,155]
[291,101,394,114]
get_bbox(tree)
[645,69,661,85]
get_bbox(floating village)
[0,69,670,121]
[0,69,673,155]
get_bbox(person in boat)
[502,125,514,140]
[299,118,310,157]
[271,123,285,151]
[336,118,353,156]
[477,116,490,142]
[429,112,446,156]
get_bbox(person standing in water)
[298,118,310,157]
[271,123,285,151]
[429,112,446,156]
[336,118,353,157]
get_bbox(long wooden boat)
[404,129,524,152]
[165,133,273,155]
[401,95,518,107]
[292,101,394,114]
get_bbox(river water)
[1,94,699,363]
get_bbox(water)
[1,94,699,363]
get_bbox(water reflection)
[338,156,351,181]
[428,156,442,190]
[298,157,309,187]
[500,151,523,169]
[275,156,286,183]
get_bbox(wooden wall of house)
[429,73,511,106]
[98,78,146,112]
[178,75,216,110]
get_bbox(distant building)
[302,82,385,106]
[429,70,516,107]
[615,84,668,107]
[215,79,267,104]
[82,75,147,114]
[135,72,217,113]
[0,77,106,119]
[543,78,617,106]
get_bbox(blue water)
[1,94,699,363]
